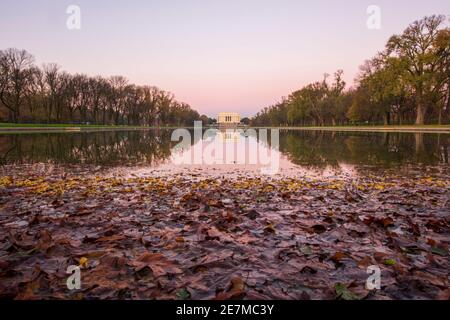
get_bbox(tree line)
[0,49,202,126]
[252,15,450,126]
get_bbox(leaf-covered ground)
[0,165,449,300]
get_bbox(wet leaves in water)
[0,166,448,300]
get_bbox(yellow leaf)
[79,257,88,268]
[0,176,13,186]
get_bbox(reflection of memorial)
[217,129,241,142]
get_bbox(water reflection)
[0,130,175,166]
[277,130,448,169]
[169,128,282,175]
[0,129,448,176]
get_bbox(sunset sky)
[1,0,449,117]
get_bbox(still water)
[0,129,448,178]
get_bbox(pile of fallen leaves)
[0,165,448,300]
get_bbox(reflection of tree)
[280,131,335,169]
[0,130,177,166]
[277,130,448,168]
[438,134,448,164]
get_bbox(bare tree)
[0,49,35,122]
[0,48,201,126]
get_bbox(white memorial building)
[217,112,240,125]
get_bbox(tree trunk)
[415,101,426,125]
[13,110,19,123]
[102,109,106,125]
[383,112,390,126]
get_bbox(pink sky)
[1,0,449,117]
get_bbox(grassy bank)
[251,125,450,133]
[0,123,187,132]
[0,123,178,128]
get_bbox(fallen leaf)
[79,257,88,268]
[331,252,346,263]
[176,288,191,300]
[334,283,360,300]
[431,247,447,257]
[264,224,276,234]
[384,259,397,266]
[131,252,183,278]
[215,277,246,300]
[175,236,185,243]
